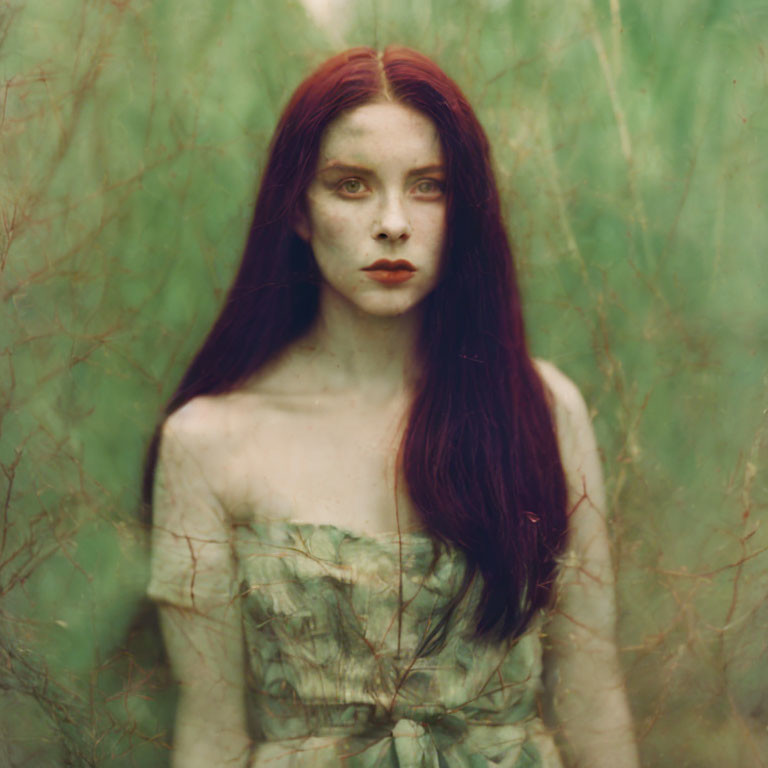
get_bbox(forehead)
[317,101,443,167]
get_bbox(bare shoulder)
[160,389,281,515]
[162,395,228,455]
[532,358,583,402]
[158,394,243,499]
[533,358,607,529]
[532,358,592,451]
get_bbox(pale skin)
[151,101,640,767]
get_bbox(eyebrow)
[317,162,446,176]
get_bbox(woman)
[144,46,639,767]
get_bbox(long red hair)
[142,46,568,640]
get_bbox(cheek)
[413,207,446,252]
[311,202,357,247]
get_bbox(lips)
[362,259,416,272]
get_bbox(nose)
[372,195,412,242]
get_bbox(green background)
[1,0,766,765]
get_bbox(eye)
[338,178,367,196]
[413,179,445,197]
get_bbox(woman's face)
[297,100,447,317]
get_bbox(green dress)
[148,517,563,767]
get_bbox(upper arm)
[149,401,236,614]
[535,359,616,643]
[149,400,251,764]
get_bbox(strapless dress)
[148,517,563,767]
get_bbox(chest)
[216,402,421,534]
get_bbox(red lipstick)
[361,259,416,284]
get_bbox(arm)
[149,403,252,768]
[536,361,640,768]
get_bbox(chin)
[357,296,425,318]
[323,282,432,318]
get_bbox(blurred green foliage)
[1,0,766,765]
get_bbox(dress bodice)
[235,519,562,767]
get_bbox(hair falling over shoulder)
[141,46,568,641]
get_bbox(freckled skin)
[296,101,447,318]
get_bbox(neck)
[299,286,424,398]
